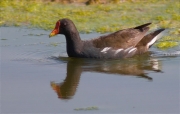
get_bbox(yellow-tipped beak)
[49,32,56,38]
[49,29,59,38]
[49,21,60,38]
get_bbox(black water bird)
[49,18,165,59]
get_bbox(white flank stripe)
[123,46,134,53]
[128,48,137,54]
[125,46,133,51]
[101,47,111,53]
[115,48,123,54]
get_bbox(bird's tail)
[135,28,165,54]
[145,29,165,48]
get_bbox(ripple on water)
[11,48,67,65]
[1,42,66,65]
[151,50,180,58]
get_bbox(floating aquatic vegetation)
[49,42,61,47]
[156,41,179,49]
[74,106,99,111]
[170,29,180,35]
[1,38,7,40]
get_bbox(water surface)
[1,27,180,113]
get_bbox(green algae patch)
[156,41,179,49]
[1,38,7,40]
[1,0,179,32]
[155,35,180,49]
[50,42,60,47]
[74,106,99,111]
[0,0,180,49]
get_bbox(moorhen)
[49,18,165,59]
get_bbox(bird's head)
[49,18,76,38]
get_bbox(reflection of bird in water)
[87,57,161,80]
[51,59,82,99]
[50,55,162,99]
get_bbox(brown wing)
[92,23,151,49]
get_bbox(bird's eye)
[63,22,67,26]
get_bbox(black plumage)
[49,18,165,59]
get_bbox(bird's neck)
[64,31,83,57]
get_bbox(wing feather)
[92,23,151,49]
